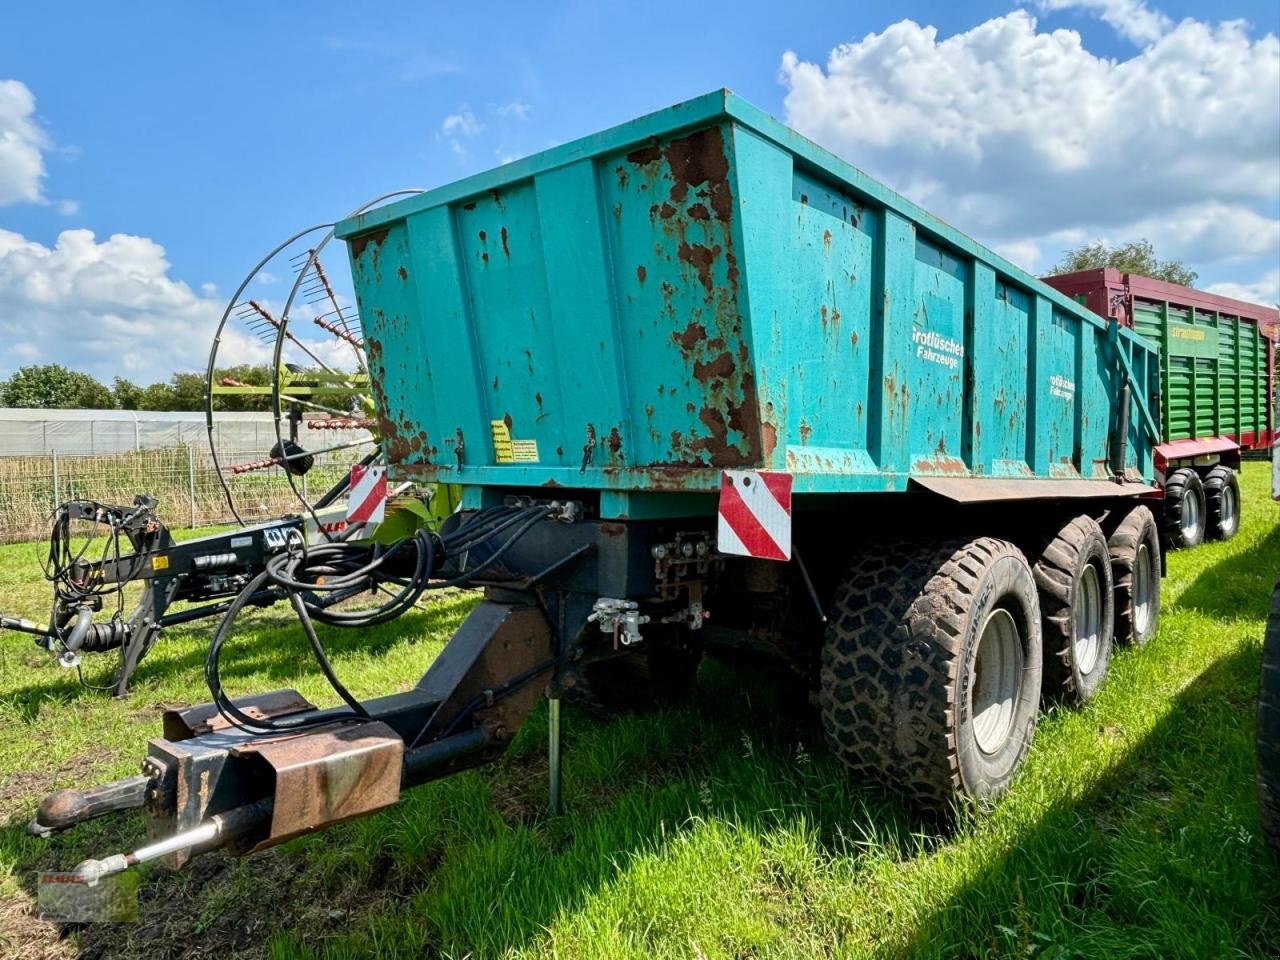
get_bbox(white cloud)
[0,79,49,206]
[0,228,357,385]
[780,10,1280,286]
[54,198,78,216]
[440,107,484,159]
[1204,270,1280,307]
[1038,0,1171,45]
[494,100,531,121]
[441,108,482,139]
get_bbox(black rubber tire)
[1203,465,1242,542]
[1033,516,1115,705]
[1163,467,1206,549]
[819,538,1042,812]
[1260,577,1280,859]
[1109,505,1162,647]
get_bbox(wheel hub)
[1180,487,1201,540]
[1133,542,1153,636]
[971,607,1022,755]
[1221,483,1238,536]
[1072,563,1102,675]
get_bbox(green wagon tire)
[1163,468,1206,550]
[1203,465,1242,542]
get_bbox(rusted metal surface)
[338,91,1158,506]
[163,689,315,741]
[911,476,1158,504]
[233,720,403,850]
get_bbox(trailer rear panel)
[338,91,1159,514]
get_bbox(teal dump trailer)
[33,94,1173,883]
[332,89,1163,804]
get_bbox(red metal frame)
[1043,268,1278,454]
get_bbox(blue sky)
[1,0,1277,383]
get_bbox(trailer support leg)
[547,695,562,817]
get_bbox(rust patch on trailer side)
[688,203,710,221]
[397,266,408,282]
[762,420,778,460]
[636,265,646,284]
[349,229,389,260]
[673,321,708,351]
[693,351,735,383]
[500,227,510,259]
[662,127,732,220]
[627,141,662,166]
[677,241,721,298]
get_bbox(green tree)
[0,364,116,409]
[211,363,273,412]
[168,372,207,411]
[1049,238,1198,287]
[136,381,178,411]
[112,377,143,410]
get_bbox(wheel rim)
[1133,542,1153,636]
[1221,483,1238,535]
[1180,487,1201,540]
[971,607,1022,755]
[1072,563,1102,675]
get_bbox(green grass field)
[1,464,1277,959]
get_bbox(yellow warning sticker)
[151,555,169,571]
[490,420,539,464]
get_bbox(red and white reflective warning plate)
[717,470,792,561]
[347,464,387,525]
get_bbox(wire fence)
[0,443,370,544]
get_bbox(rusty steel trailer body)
[1045,268,1277,546]
[34,91,1169,883]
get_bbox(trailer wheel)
[1108,505,1161,647]
[820,538,1042,811]
[1033,516,1115,704]
[1260,577,1280,858]
[1203,466,1241,542]
[1163,468,1206,549]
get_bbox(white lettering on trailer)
[912,327,964,370]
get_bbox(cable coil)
[204,503,558,733]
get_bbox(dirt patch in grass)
[2,845,423,960]
[0,754,104,823]
[0,888,77,960]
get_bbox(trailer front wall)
[340,92,1158,512]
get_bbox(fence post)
[188,444,197,529]
[51,449,60,507]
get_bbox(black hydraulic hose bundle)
[204,503,558,734]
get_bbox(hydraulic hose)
[205,503,558,734]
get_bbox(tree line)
[0,363,352,412]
